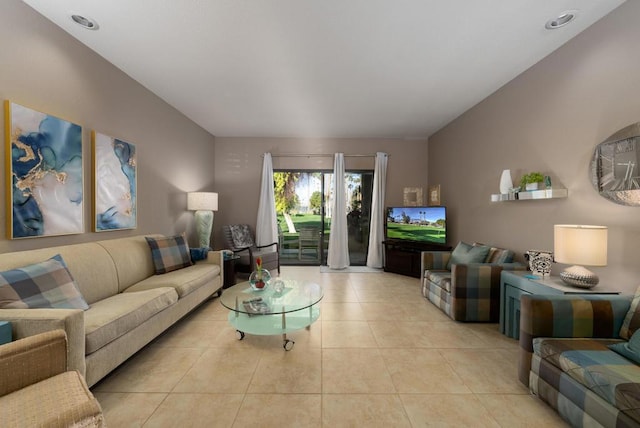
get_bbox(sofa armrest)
[420,251,451,272]
[199,250,223,266]
[0,309,85,377]
[0,329,67,396]
[518,294,632,386]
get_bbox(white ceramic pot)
[499,169,513,194]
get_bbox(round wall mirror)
[590,122,640,206]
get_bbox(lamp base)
[194,210,213,249]
[560,265,599,289]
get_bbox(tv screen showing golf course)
[386,206,446,244]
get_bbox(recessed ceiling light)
[70,14,99,30]
[545,10,577,30]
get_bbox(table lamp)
[187,192,218,248]
[553,224,607,288]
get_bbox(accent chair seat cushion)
[237,248,279,270]
[0,370,104,427]
[84,287,178,354]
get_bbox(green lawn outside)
[278,214,330,234]
[386,222,446,244]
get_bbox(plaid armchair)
[518,294,637,427]
[421,244,525,321]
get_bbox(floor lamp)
[187,192,218,248]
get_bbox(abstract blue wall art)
[5,101,83,239]
[92,131,137,231]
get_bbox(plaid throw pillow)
[446,241,490,270]
[146,235,193,274]
[0,254,89,310]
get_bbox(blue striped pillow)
[146,235,193,274]
[0,254,89,310]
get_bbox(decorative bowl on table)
[249,269,271,291]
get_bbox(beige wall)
[213,137,428,248]
[0,1,216,252]
[429,1,640,294]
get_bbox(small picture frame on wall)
[403,187,423,206]
[428,184,441,206]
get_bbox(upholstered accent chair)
[421,242,525,321]
[0,330,105,427]
[222,224,280,276]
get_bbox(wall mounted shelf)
[490,188,568,202]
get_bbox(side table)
[0,321,12,345]
[223,255,240,289]
[500,270,620,339]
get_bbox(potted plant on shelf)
[520,172,545,191]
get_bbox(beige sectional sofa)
[0,235,222,387]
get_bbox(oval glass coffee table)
[219,279,323,350]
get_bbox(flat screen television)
[385,206,446,245]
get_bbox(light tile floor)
[92,267,568,427]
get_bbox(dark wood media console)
[383,240,452,278]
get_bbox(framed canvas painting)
[4,101,83,239]
[92,131,137,231]
[428,184,441,206]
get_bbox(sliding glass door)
[274,170,373,266]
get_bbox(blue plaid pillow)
[0,254,89,310]
[146,235,193,274]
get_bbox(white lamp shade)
[187,192,218,211]
[554,224,608,266]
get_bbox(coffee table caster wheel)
[236,330,245,340]
[283,339,295,351]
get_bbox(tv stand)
[383,240,451,278]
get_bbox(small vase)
[249,269,271,291]
[499,170,513,194]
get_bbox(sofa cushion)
[123,264,220,298]
[446,241,491,270]
[620,286,640,340]
[534,337,640,413]
[84,287,178,354]
[610,329,640,365]
[425,270,452,293]
[485,247,514,264]
[0,255,89,310]
[145,235,193,275]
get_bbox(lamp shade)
[554,224,607,266]
[187,192,218,211]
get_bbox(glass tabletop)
[219,279,323,315]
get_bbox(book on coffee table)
[243,298,271,316]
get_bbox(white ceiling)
[22,0,625,139]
